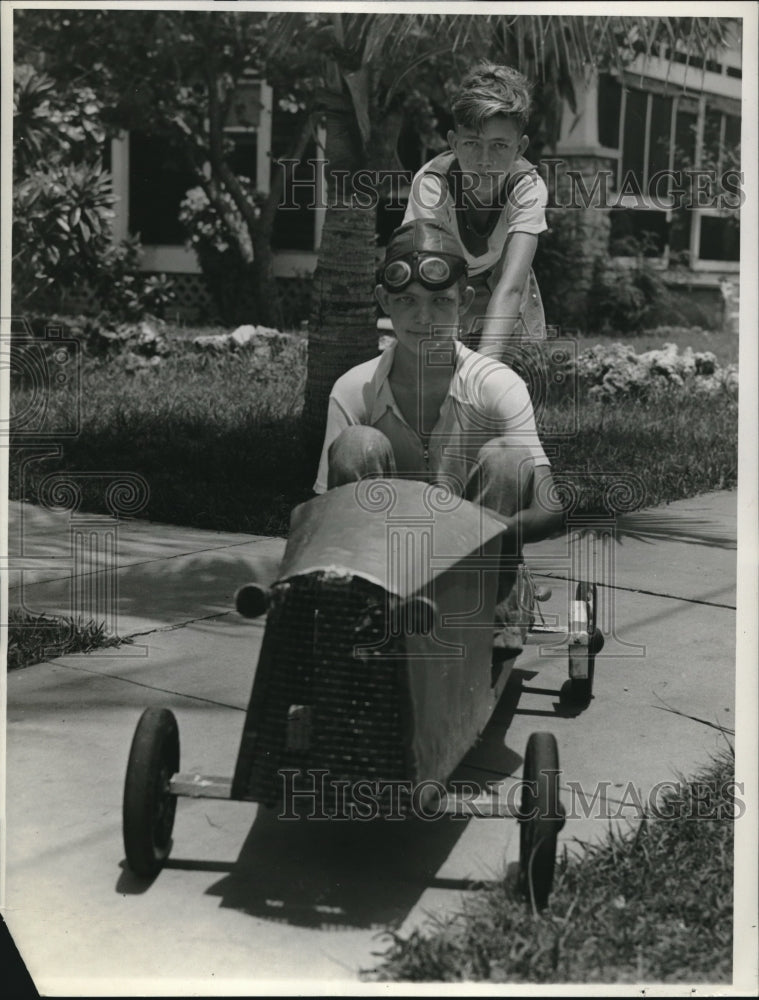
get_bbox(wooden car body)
[230,479,510,809]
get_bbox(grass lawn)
[367,748,735,983]
[9,325,738,537]
[10,337,312,535]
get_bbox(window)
[128,79,266,247]
[609,209,668,257]
[699,215,739,261]
[599,74,741,270]
[693,102,741,267]
[129,132,196,245]
[598,74,622,148]
[225,81,263,131]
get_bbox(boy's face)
[448,114,528,190]
[375,280,474,355]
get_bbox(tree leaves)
[13,161,120,305]
[13,64,106,176]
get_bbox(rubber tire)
[123,707,179,878]
[566,581,599,706]
[519,731,562,911]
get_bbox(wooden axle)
[167,773,565,828]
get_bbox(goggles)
[382,253,466,292]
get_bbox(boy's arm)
[501,464,565,545]
[486,374,564,544]
[476,231,539,359]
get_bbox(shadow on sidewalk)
[611,510,736,550]
[10,550,284,635]
[189,670,573,930]
[110,663,581,926]
[204,807,475,930]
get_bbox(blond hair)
[451,62,532,131]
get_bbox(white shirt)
[314,341,549,494]
[403,151,548,277]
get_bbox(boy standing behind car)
[403,62,548,359]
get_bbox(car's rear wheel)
[564,582,603,706]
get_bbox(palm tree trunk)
[251,114,317,330]
[301,88,379,460]
[302,197,378,456]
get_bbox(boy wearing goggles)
[403,62,547,359]
[313,220,563,654]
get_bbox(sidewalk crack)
[124,610,239,638]
[533,573,735,610]
[51,659,246,712]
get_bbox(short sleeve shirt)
[403,151,548,277]
[313,341,549,494]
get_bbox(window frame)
[608,72,741,272]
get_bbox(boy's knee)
[470,438,534,516]
[328,426,395,489]
[329,425,391,461]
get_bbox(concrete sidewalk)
[3,491,739,993]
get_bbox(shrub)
[13,63,111,308]
[12,63,176,320]
[586,234,674,334]
[13,160,117,307]
[13,63,104,175]
[92,236,177,321]
[571,341,738,403]
[532,208,588,330]
[534,219,693,335]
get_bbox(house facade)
[109,31,742,327]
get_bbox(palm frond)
[267,11,739,124]
[266,11,736,105]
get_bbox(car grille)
[238,571,410,812]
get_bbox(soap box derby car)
[122,478,602,909]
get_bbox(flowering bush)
[572,342,738,403]
[179,182,259,259]
[13,161,116,306]
[179,181,264,323]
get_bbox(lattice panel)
[53,273,217,322]
[167,273,216,318]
